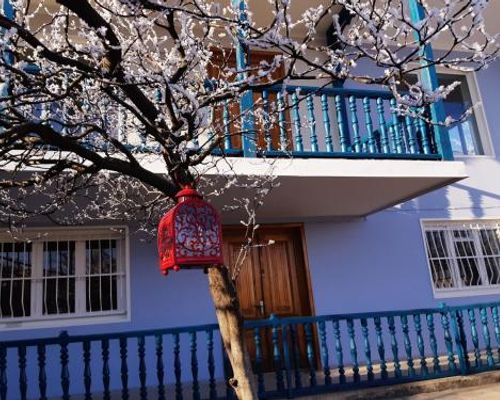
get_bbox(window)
[405,71,489,156]
[439,73,484,156]
[0,228,129,327]
[422,220,500,297]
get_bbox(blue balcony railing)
[213,85,444,161]
[1,301,499,399]
[20,62,448,161]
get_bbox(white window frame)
[421,218,500,298]
[434,67,494,158]
[0,226,131,330]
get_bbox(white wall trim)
[435,67,494,157]
[0,225,132,331]
[420,218,500,299]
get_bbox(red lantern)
[157,186,224,275]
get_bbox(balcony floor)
[195,157,467,223]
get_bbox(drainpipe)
[231,0,256,157]
[408,0,454,160]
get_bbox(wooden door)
[209,50,293,152]
[223,226,313,371]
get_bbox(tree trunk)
[207,266,257,400]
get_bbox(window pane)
[86,240,119,312]
[484,257,500,285]
[452,229,482,287]
[425,230,456,288]
[42,241,76,315]
[439,73,483,156]
[479,229,500,284]
[456,258,482,286]
[0,242,32,318]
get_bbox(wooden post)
[207,266,257,400]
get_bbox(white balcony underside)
[194,157,467,223]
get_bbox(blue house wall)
[1,41,500,400]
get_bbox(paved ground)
[297,371,500,400]
[391,382,500,399]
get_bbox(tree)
[0,0,497,398]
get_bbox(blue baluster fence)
[22,76,445,161]
[212,84,444,161]
[2,301,500,399]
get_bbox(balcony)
[12,68,467,222]
[188,84,467,222]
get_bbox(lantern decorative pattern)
[157,186,224,275]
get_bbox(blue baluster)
[348,97,362,153]
[480,308,494,368]
[321,94,334,152]
[346,319,360,382]
[289,324,302,389]
[335,95,350,153]
[18,345,27,400]
[400,315,415,377]
[360,318,374,381]
[119,337,129,400]
[376,98,390,153]
[440,312,457,373]
[453,310,470,375]
[304,322,317,387]
[291,92,304,152]
[206,331,217,400]
[37,344,47,400]
[390,98,404,153]
[426,313,441,374]
[102,339,110,400]
[412,116,421,154]
[387,316,402,378]
[138,336,147,400]
[262,90,272,151]
[491,305,500,362]
[388,124,396,153]
[361,98,375,153]
[405,115,418,154]
[332,320,346,384]
[223,100,232,151]
[277,92,288,151]
[306,95,319,152]
[155,335,165,400]
[271,317,285,391]
[466,309,481,368]
[374,316,388,380]
[191,332,200,400]
[413,314,428,376]
[253,328,265,396]
[0,346,6,400]
[318,321,331,385]
[207,107,216,146]
[281,324,293,398]
[174,333,183,400]
[82,340,92,400]
[60,332,70,400]
[418,113,431,155]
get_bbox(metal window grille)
[423,221,500,292]
[0,230,127,322]
[0,242,32,318]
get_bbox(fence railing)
[215,84,443,161]
[2,301,498,400]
